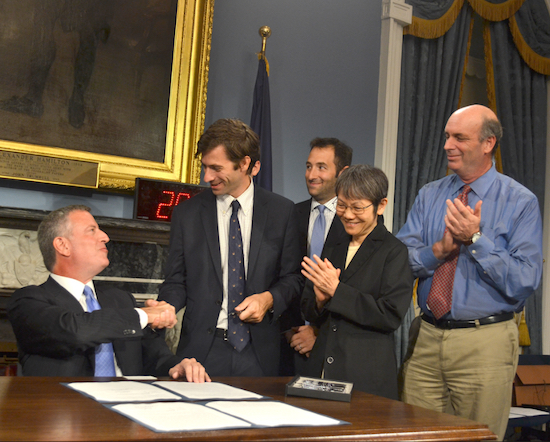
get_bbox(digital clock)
[133,177,208,222]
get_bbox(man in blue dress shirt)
[397,104,543,440]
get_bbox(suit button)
[332,325,337,332]
[207,328,214,334]
[327,356,334,364]
[215,300,222,306]
[123,329,136,335]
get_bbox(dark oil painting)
[0,0,178,163]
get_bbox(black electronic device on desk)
[286,376,353,402]
[133,177,208,222]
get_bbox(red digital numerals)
[155,191,191,219]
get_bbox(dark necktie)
[83,285,116,376]
[310,205,326,258]
[427,185,472,319]
[227,200,250,352]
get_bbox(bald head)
[444,105,502,183]
[453,104,497,120]
[451,105,502,149]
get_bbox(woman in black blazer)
[301,165,413,400]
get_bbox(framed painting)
[0,0,213,190]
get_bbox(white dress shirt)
[215,181,255,330]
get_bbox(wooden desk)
[0,376,496,441]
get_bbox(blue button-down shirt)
[396,166,543,320]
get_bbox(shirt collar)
[217,179,255,215]
[50,273,96,301]
[311,196,337,213]
[451,164,497,200]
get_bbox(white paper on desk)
[206,400,345,427]
[110,402,251,432]
[510,406,550,418]
[123,375,157,381]
[153,381,264,400]
[65,381,180,403]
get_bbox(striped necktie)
[426,185,471,319]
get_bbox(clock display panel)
[133,178,207,222]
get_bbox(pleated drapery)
[395,0,550,356]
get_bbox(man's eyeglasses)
[335,202,373,215]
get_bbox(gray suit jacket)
[158,186,304,375]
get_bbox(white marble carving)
[0,228,48,288]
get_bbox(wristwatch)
[471,231,482,244]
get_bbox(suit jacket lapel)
[295,199,312,256]
[338,222,387,283]
[96,286,119,309]
[296,199,311,235]
[248,186,268,278]
[326,216,348,248]
[200,191,223,287]
[43,277,85,312]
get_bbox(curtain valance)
[405,0,550,76]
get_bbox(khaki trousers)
[400,317,519,441]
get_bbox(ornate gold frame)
[0,0,213,190]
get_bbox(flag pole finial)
[259,26,271,56]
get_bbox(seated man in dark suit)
[8,205,210,381]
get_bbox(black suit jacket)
[158,186,304,376]
[281,199,349,331]
[301,219,413,399]
[7,277,181,377]
[279,199,350,375]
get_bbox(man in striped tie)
[397,105,543,440]
[8,205,210,382]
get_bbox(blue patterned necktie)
[227,200,250,352]
[83,285,116,376]
[310,205,326,258]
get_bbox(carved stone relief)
[0,228,48,289]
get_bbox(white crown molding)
[375,0,412,233]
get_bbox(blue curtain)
[397,0,550,357]
[393,3,472,366]
[489,0,550,353]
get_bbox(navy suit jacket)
[158,186,303,376]
[8,277,181,376]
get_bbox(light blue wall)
[0,180,134,218]
[205,0,382,203]
[0,0,382,216]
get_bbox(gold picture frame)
[0,0,213,190]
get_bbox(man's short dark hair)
[196,119,260,174]
[479,117,503,154]
[335,164,388,209]
[310,137,353,175]
[38,205,91,272]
